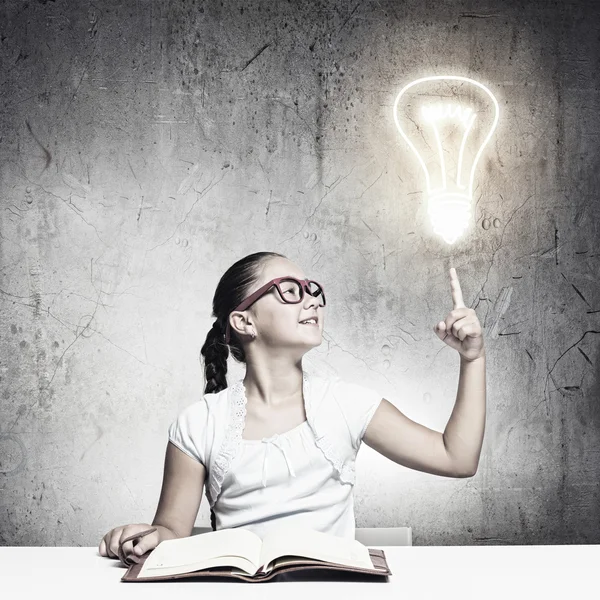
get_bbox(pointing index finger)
[450,267,465,309]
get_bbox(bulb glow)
[393,75,499,245]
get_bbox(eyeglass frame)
[224,276,326,345]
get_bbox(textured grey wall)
[1,0,599,547]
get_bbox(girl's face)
[246,258,324,348]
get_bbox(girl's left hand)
[434,267,485,362]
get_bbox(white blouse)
[168,369,382,540]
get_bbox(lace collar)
[207,369,351,508]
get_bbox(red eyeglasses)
[224,276,326,345]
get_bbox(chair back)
[192,527,213,535]
[355,527,412,546]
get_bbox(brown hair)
[200,251,287,395]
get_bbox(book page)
[138,528,263,577]
[259,526,374,572]
[263,555,317,574]
[139,554,258,578]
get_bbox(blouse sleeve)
[167,400,208,467]
[331,378,383,450]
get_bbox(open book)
[120,525,392,583]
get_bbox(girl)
[100,251,486,563]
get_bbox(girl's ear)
[230,311,255,339]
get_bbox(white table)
[1,545,598,599]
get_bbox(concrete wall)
[1,0,599,546]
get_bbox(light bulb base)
[428,193,472,245]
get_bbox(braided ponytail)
[200,320,229,395]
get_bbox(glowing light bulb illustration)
[393,76,499,244]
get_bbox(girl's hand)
[98,523,159,565]
[433,267,485,362]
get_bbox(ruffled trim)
[207,379,246,508]
[307,376,355,485]
[208,370,354,507]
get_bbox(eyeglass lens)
[278,279,325,306]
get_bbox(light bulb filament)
[421,103,474,125]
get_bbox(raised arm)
[362,398,476,478]
[362,267,486,478]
